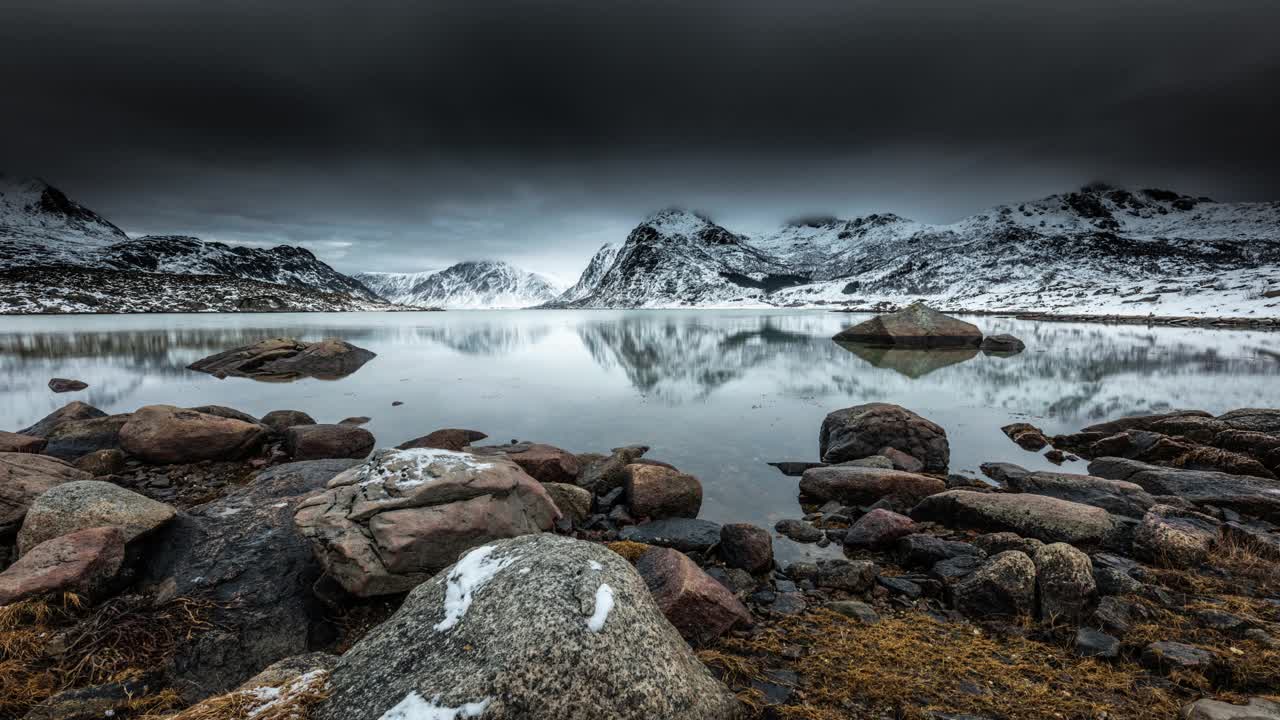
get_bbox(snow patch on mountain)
[358,261,563,309]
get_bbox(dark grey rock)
[878,575,923,599]
[1033,543,1096,622]
[774,518,824,543]
[1005,470,1156,518]
[895,533,985,568]
[952,551,1036,618]
[827,600,880,623]
[1075,627,1120,659]
[816,558,878,592]
[1088,457,1280,521]
[618,518,722,553]
[138,460,354,702]
[929,554,984,586]
[1142,641,1216,674]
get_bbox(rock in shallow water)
[832,302,983,348]
[188,336,376,381]
[619,517,722,552]
[819,402,950,472]
[314,534,741,720]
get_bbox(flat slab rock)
[187,336,376,381]
[911,489,1116,546]
[314,534,740,720]
[618,517,723,552]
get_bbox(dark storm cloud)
[2,0,1278,276]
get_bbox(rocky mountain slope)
[0,175,388,313]
[551,187,1280,316]
[356,261,561,309]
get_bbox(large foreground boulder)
[911,490,1116,546]
[314,534,741,720]
[833,301,983,347]
[119,404,267,464]
[0,452,91,537]
[294,448,561,596]
[188,337,376,380]
[800,465,945,507]
[16,480,175,554]
[819,403,950,472]
[140,458,360,702]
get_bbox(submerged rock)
[187,336,376,381]
[820,403,950,472]
[832,301,983,347]
[314,534,741,720]
[294,448,560,596]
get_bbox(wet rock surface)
[820,402,950,472]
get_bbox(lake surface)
[4,309,1280,562]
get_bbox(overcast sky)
[3,0,1277,281]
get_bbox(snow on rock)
[378,692,492,720]
[356,261,562,309]
[434,545,519,632]
[356,448,496,489]
[586,583,614,632]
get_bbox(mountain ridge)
[548,186,1280,315]
[356,260,562,309]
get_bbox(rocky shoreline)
[830,304,1280,330]
[2,314,1279,719]
[2,391,1278,719]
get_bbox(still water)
[3,310,1279,561]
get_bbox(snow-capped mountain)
[356,261,562,309]
[546,209,805,308]
[1,175,388,313]
[353,270,441,303]
[556,243,620,304]
[551,187,1280,316]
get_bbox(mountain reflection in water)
[3,309,1279,563]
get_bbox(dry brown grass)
[0,593,214,718]
[605,540,651,562]
[704,609,1183,720]
[142,670,329,720]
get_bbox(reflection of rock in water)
[836,342,979,378]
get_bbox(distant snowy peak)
[354,270,441,302]
[0,175,127,242]
[556,244,620,304]
[363,260,562,309]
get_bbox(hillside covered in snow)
[0,175,390,313]
[549,185,1280,317]
[356,261,562,309]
